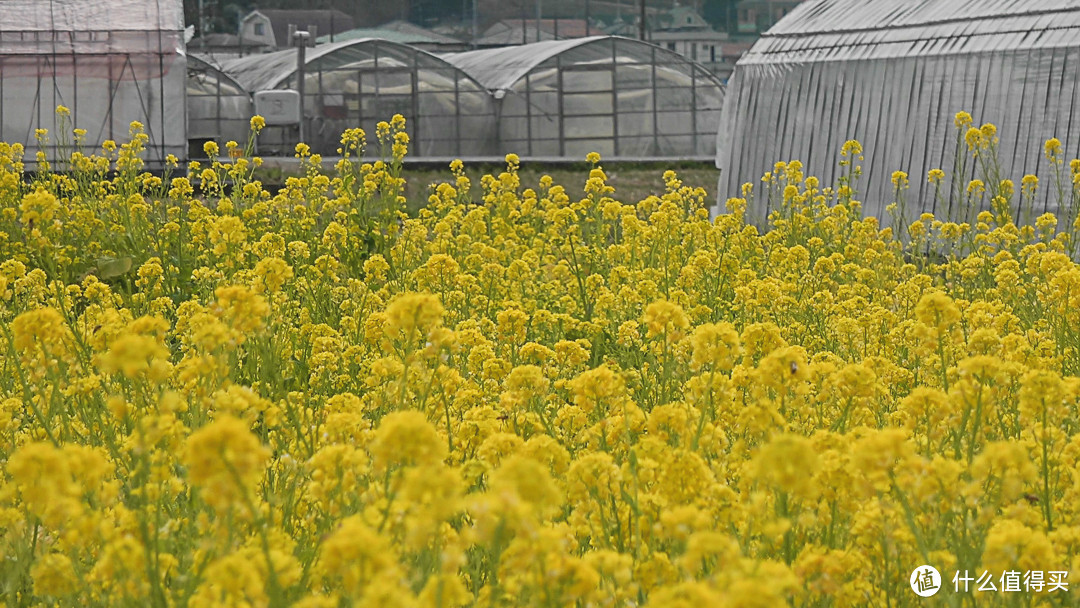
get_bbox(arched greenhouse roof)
[755,0,1080,60]
[716,0,1080,220]
[443,36,607,91]
[188,54,248,97]
[187,54,253,147]
[221,38,482,92]
[444,36,725,159]
[444,36,723,93]
[219,38,498,158]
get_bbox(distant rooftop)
[475,19,592,46]
[317,20,461,47]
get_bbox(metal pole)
[521,2,527,44]
[585,0,590,36]
[639,0,646,41]
[237,8,244,57]
[536,0,541,42]
[472,0,479,48]
[294,31,309,144]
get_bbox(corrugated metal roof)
[715,0,1080,221]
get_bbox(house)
[474,19,591,47]
[319,20,466,52]
[736,0,805,34]
[649,6,730,65]
[239,9,355,49]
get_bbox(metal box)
[253,90,301,126]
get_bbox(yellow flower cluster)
[3,110,1080,607]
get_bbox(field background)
[258,161,721,210]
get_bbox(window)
[667,42,676,51]
[691,44,697,60]
[254,22,265,36]
[710,45,716,62]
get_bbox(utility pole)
[639,0,646,41]
[584,0,590,36]
[472,0,479,49]
[236,7,243,57]
[536,0,541,42]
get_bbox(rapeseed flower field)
[1,110,1080,606]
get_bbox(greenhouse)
[221,39,497,157]
[187,55,253,155]
[446,36,725,159]
[715,0,1080,221]
[0,0,186,167]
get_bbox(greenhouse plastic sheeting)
[446,36,724,158]
[221,39,497,157]
[715,0,1080,222]
[188,55,253,148]
[0,0,186,166]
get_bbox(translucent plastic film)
[715,0,1080,221]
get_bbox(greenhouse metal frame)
[446,36,725,159]
[187,54,253,156]
[715,0,1080,221]
[221,39,497,158]
[0,0,186,167]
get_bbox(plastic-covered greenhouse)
[187,55,253,155]
[0,0,186,167]
[445,36,725,159]
[715,0,1080,220]
[221,39,497,157]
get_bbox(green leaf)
[95,256,133,278]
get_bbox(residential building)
[649,6,729,64]
[239,9,355,49]
[646,5,749,81]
